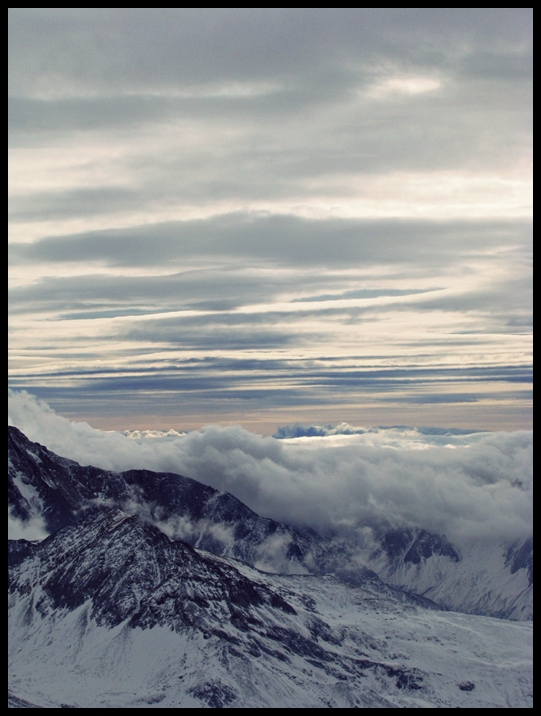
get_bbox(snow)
[366,538,533,620]
[9,552,533,708]
[7,426,534,708]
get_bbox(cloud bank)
[9,390,532,546]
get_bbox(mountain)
[8,509,533,708]
[8,425,533,620]
[8,426,533,620]
[364,527,533,621]
[8,425,320,570]
[7,425,426,605]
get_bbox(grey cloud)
[9,83,531,198]
[294,288,438,303]
[9,385,317,417]
[9,266,288,313]
[405,277,532,330]
[9,361,531,417]
[9,186,142,222]
[8,390,533,544]
[299,365,531,384]
[8,96,176,136]
[458,50,533,82]
[9,9,532,96]
[8,10,531,188]
[9,381,532,436]
[11,357,532,386]
[121,325,295,351]
[114,310,373,341]
[10,87,335,137]
[12,215,532,268]
[9,9,354,93]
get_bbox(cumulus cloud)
[9,390,532,546]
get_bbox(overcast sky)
[8,9,532,433]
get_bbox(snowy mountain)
[9,509,533,708]
[365,527,533,621]
[8,425,321,571]
[7,425,426,604]
[8,426,533,620]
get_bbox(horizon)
[9,9,532,432]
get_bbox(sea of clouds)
[8,390,532,546]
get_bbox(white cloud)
[8,509,48,541]
[9,390,532,546]
[367,76,443,98]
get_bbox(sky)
[8,9,532,433]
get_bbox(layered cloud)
[8,10,532,430]
[9,390,532,545]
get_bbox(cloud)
[8,359,532,421]
[8,11,532,432]
[273,423,479,439]
[8,390,532,546]
[8,509,49,541]
[9,9,532,98]
[11,215,532,268]
[9,10,532,228]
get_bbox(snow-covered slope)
[8,510,533,709]
[366,528,533,621]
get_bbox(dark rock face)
[7,538,39,567]
[8,425,319,571]
[188,681,238,708]
[8,692,44,709]
[381,528,415,558]
[506,537,533,586]
[404,529,460,564]
[380,527,460,564]
[8,510,296,633]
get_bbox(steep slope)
[8,510,533,709]
[365,527,533,621]
[8,425,320,574]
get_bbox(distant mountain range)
[8,426,533,707]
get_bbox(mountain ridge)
[9,507,533,708]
